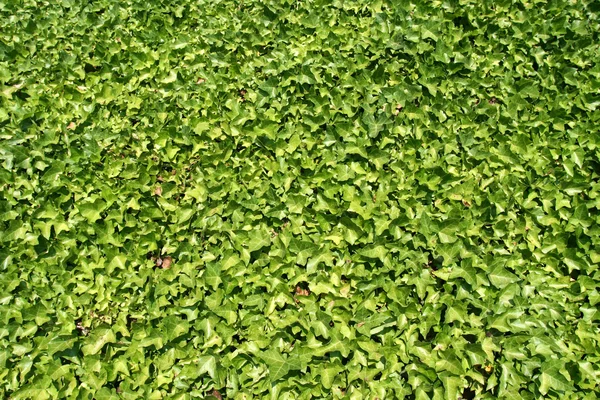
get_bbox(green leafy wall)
[1,0,599,398]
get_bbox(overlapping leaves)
[1,0,599,398]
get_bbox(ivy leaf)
[539,364,574,395]
[246,229,271,252]
[571,149,584,169]
[197,356,217,379]
[161,316,190,341]
[260,350,294,381]
[320,367,341,389]
[81,328,116,356]
[488,266,520,289]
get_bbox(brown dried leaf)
[76,321,90,336]
[295,285,310,296]
[161,256,173,269]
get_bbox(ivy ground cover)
[1,0,600,398]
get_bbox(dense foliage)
[1,0,600,398]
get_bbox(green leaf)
[205,262,222,289]
[246,229,271,252]
[320,367,340,389]
[571,149,584,169]
[81,328,116,356]
[539,366,573,395]
[260,350,294,381]
[162,315,190,341]
[358,245,388,262]
[197,356,217,379]
[488,266,520,289]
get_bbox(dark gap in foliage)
[463,334,478,344]
[423,328,437,342]
[467,303,483,317]
[461,386,476,400]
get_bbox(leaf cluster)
[1,0,600,398]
